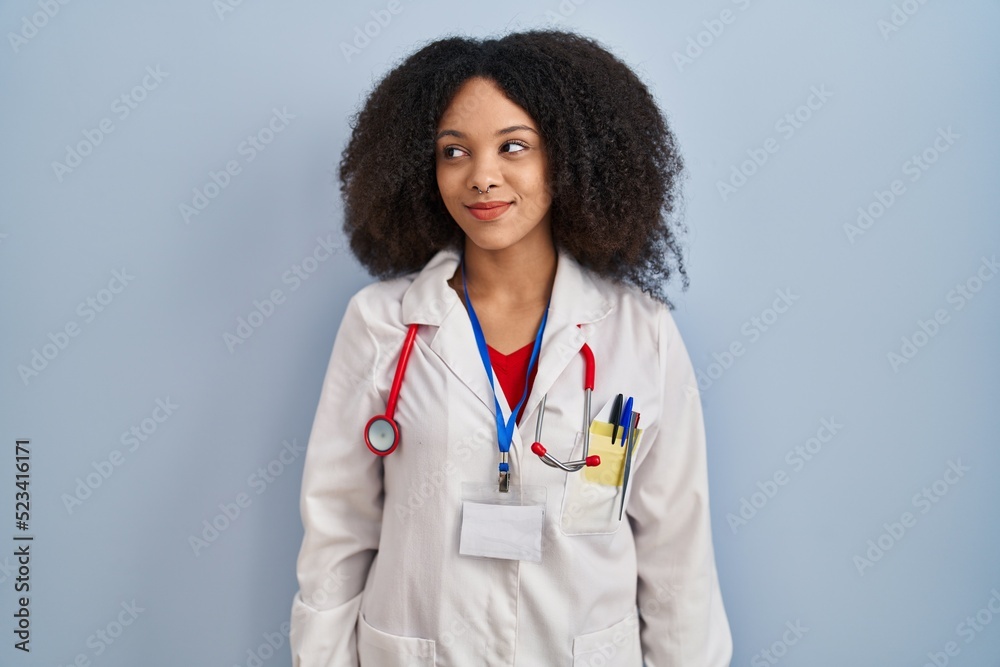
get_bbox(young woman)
[290,29,732,666]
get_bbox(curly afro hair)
[339,28,689,307]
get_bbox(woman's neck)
[452,238,558,309]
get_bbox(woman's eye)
[441,141,528,159]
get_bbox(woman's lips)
[466,202,512,221]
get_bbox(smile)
[466,202,512,221]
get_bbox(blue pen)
[619,397,633,447]
[619,412,640,520]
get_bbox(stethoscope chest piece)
[365,415,400,456]
[362,323,419,457]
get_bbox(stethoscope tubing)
[386,323,419,419]
[363,323,420,456]
[369,322,600,473]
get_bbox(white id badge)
[459,482,547,562]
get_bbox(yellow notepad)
[584,420,642,486]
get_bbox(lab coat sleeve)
[628,305,733,667]
[289,294,385,667]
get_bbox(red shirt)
[487,341,539,426]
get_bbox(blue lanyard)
[461,257,550,471]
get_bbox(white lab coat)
[290,245,732,666]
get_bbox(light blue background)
[2,1,998,665]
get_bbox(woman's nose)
[467,155,503,193]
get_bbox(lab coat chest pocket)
[357,612,436,666]
[560,430,636,535]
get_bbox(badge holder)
[458,481,548,563]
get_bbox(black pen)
[609,393,623,444]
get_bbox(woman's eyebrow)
[435,125,539,141]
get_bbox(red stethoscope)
[363,323,601,472]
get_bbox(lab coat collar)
[400,245,614,442]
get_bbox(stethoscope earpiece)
[529,388,601,471]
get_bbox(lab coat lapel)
[401,248,498,417]
[399,246,614,440]
[517,247,613,438]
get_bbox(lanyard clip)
[498,453,510,493]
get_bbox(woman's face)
[435,77,552,254]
